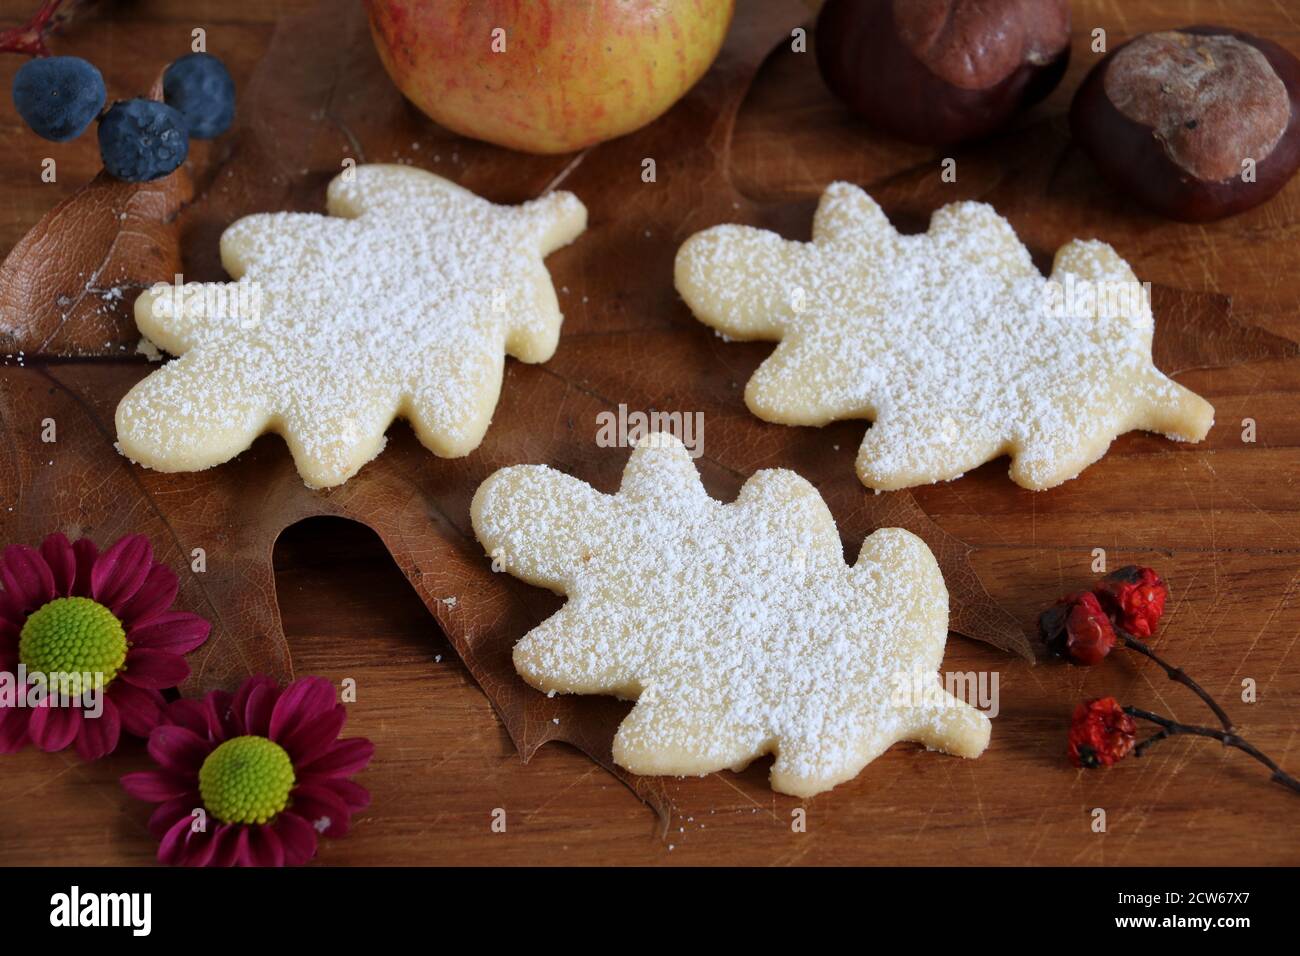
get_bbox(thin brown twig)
[1120,630,1235,733]
[1125,705,1300,797]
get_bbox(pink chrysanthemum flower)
[122,676,373,867]
[0,533,210,761]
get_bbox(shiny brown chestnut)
[814,0,1072,146]
[1071,26,1300,222]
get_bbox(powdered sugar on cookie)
[117,164,586,488]
[472,432,990,797]
[675,183,1214,491]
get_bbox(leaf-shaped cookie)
[675,183,1215,491]
[118,165,586,488]
[472,433,991,797]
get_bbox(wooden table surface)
[1,0,1299,866]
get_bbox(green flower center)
[199,736,296,825]
[18,596,127,697]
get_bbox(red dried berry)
[1039,591,1118,665]
[1095,566,1168,639]
[1068,697,1138,768]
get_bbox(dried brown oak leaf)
[2,0,1294,816]
[0,73,192,356]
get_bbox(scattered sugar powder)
[675,183,1213,491]
[472,433,990,797]
[116,164,586,489]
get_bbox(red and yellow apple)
[365,0,735,154]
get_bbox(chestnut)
[814,0,1072,146]
[1071,26,1300,222]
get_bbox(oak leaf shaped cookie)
[117,164,587,488]
[674,183,1214,491]
[471,433,991,797]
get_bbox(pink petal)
[147,795,198,839]
[158,814,218,867]
[122,769,195,803]
[121,648,190,689]
[322,777,371,812]
[290,783,351,837]
[163,697,209,737]
[39,533,77,596]
[157,815,192,865]
[279,704,346,766]
[107,682,166,738]
[90,535,153,614]
[232,676,280,738]
[129,611,210,654]
[269,676,337,744]
[1,544,55,612]
[0,589,25,631]
[298,737,374,778]
[232,827,253,868]
[116,563,178,628]
[209,824,242,867]
[147,724,210,774]
[273,810,319,866]
[70,537,98,597]
[203,689,239,740]
[0,704,31,754]
[240,825,285,867]
[28,702,81,752]
[74,697,121,761]
[240,676,278,738]
[182,831,220,868]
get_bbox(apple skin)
[365,0,735,154]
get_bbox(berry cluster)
[10,51,234,182]
[1039,565,1168,666]
[1040,566,1300,796]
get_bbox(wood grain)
[1,0,1299,865]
